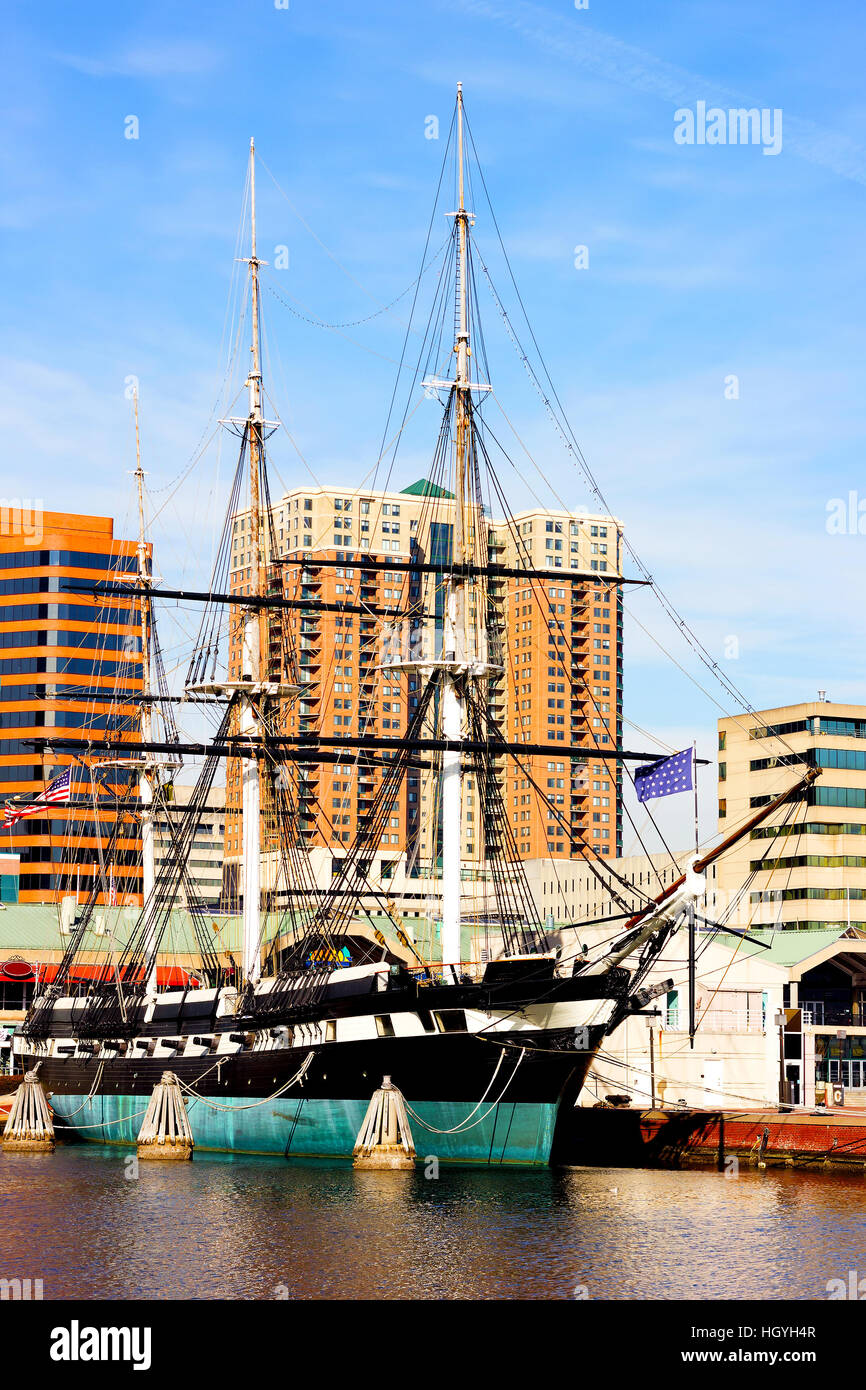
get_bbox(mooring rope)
[177,1052,315,1112]
[60,1104,151,1131]
[55,1059,107,1119]
[404,1048,526,1135]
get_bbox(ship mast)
[240,137,266,986]
[441,83,472,967]
[133,388,158,996]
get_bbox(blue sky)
[2,0,865,847]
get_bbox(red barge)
[555,1103,866,1172]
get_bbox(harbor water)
[1,1146,865,1300]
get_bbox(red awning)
[33,964,201,988]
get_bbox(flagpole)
[689,741,699,1050]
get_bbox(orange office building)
[0,507,145,904]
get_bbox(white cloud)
[450,0,866,186]
[53,41,221,80]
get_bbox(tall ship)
[10,88,814,1164]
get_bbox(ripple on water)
[0,1147,864,1299]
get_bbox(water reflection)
[0,1148,864,1299]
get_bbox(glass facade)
[0,522,144,903]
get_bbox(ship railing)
[402,962,487,987]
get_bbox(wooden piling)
[353,1076,416,1171]
[2,1071,55,1153]
[136,1071,194,1161]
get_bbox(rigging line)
[257,736,413,953]
[475,430,671,897]
[146,244,251,514]
[466,111,762,713]
[469,685,647,915]
[470,241,797,758]
[144,391,245,533]
[480,255,803,761]
[258,147,457,330]
[473,406,680,876]
[146,208,250,498]
[263,279,413,368]
[260,232,449,330]
[476,398,675,764]
[260,384,430,499]
[370,111,458,492]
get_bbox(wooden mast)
[241,137,266,986]
[441,83,472,967]
[132,388,158,996]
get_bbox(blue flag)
[635,749,694,803]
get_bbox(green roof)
[400,478,455,499]
[0,904,243,956]
[722,926,863,968]
[0,904,435,963]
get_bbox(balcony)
[801,1001,854,1027]
[666,1009,765,1034]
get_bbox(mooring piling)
[136,1071,194,1161]
[2,1071,55,1153]
[353,1075,416,1170]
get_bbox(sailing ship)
[11,88,816,1165]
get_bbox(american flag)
[635,749,694,803]
[3,769,73,827]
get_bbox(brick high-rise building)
[0,507,144,904]
[223,482,623,894]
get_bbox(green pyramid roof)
[400,478,455,499]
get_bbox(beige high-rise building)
[717,699,866,932]
[153,785,226,910]
[223,480,625,893]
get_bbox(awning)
[0,962,200,988]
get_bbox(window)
[375,1015,395,1038]
[433,1010,467,1033]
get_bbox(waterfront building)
[0,509,145,904]
[717,699,866,932]
[223,481,623,898]
[0,854,19,904]
[581,924,866,1110]
[153,784,226,910]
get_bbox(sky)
[2,0,865,850]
